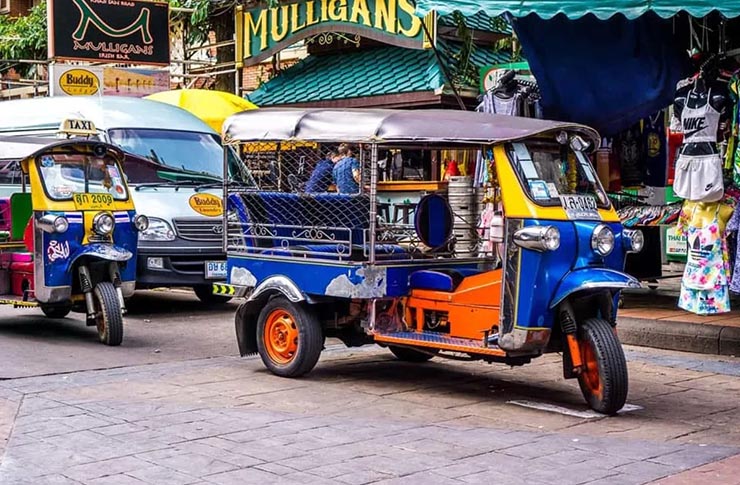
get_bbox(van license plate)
[205,261,227,279]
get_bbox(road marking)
[507,400,643,418]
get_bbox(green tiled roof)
[248,41,511,107]
[438,11,512,35]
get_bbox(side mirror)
[569,135,590,152]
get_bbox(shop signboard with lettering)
[236,0,436,67]
[50,65,103,96]
[48,0,170,65]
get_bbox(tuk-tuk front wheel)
[94,282,124,347]
[256,297,323,377]
[40,304,72,319]
[577,318,628,415]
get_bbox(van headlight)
[513,225,560,252]
[139,217,175,241]
[133,214,149,232]
[591,224,615,256]
[623,229,644,253]
[93,212,115,236]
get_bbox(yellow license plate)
[73,193,114,210]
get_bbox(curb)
[618,317,740,356]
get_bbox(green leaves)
[0,1,47,63]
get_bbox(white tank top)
[680,87,720,144]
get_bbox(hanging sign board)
[235,0,437,67]
[47,0,170,65]
[50,65,103,96]
[103,67,170,97]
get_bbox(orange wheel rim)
[580,340,603,399]
[264,309,299,364]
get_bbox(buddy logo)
[189,193,223,217]
[71,0,153,44]
[58,68,100,95]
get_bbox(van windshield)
[108,128,247,183]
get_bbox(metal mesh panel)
[226,142,492,263]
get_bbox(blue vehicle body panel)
[550,268,640,309]
[508,219,633,332]
[226,255,481,298]
[41,210,138,288]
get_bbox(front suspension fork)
[560,300,583,376]
[78,263,127,323]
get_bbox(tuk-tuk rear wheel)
[577,318,628,415]
[94,282,124,347]
[256,297,323,377]
[40,304,72,319]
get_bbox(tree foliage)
[0,2,47,63]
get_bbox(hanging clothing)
[672,85,724,202]
[727,207,740,294]
[642,112,668,186]
[677,206,731,315]
[727,75,740,186]
[614,122,644,187]
[673,154,724,202]
[493,93,518,116]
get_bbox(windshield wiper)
[194,180,252,192]
[134,180,199,191]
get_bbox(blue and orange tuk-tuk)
[218,109,644,414]
[0,121,148,345]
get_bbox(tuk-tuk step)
[374,331,505,357]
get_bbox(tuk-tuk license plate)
[73,193,114,210]
[205,261,227,279]
[560,195,601,220]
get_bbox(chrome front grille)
[173,218,223,243]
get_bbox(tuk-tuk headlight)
[139,217,175,241]
[133,214,149,232]
[513,225,560,252]
[38,214,69,234]
[623,229,644,253]
[591,224,615,256]
[93,212,115,236]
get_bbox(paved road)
[0,290,738,484]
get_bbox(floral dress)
[677,205,731,315]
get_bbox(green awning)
[414,1,740,20]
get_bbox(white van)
[0,96,252,303]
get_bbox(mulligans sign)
[236,0,436,67]
[48,0,170,65]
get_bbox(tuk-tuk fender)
[550,268,640,309]
[66,244,133,271]
[235,275,306,356]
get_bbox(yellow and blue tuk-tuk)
[219,109,644,414]
[0,120,148,345]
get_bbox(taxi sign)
[58,118,97,137]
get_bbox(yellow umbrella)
[145,89,257,134]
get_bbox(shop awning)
[414,1,740,19]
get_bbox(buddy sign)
[236,0,435,67]
[48,0,170,65]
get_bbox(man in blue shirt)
[305,150,338,193]
[333,143,361,194]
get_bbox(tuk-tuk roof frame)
[223,108,601,148]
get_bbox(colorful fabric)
[727,206,740,294]
[728,76,740,185]
[677,205,731,315]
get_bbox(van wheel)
[389,346,438,362]
[40,304,72,319]
[94,282,124,346]
[256,297,323,377]
[193,285,232,305]
[577,318,628,415]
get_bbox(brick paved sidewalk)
[0,348,738,485]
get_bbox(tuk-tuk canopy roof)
[224,109,600,147]
[0,136,124,162]
[413,0,740,19]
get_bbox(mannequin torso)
[680,200,733,233]
[674,77,726,156]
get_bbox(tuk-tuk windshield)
[36,153,129,201]
[507,141,610,209]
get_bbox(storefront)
[237,3,513,204]
[413,1,740,316]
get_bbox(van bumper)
[135,245,225,288]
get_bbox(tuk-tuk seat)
[10,193,32,241]
[409,268,482,292]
